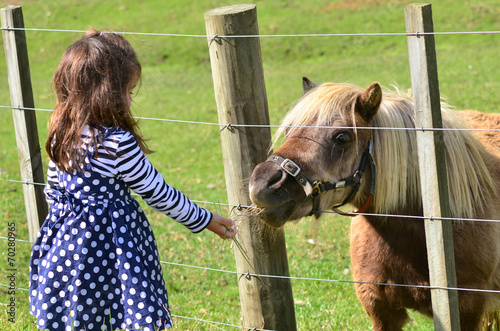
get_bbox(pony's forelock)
[273,83,362,147]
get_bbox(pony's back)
[458,110,500,155]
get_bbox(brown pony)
[249,78,500,330]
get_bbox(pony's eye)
[334,132,351,144]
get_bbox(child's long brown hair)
[46,29,151,172]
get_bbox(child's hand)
[206,213,237,239]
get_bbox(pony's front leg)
[354,283,409,331]
[457,289,487,331]
[350,216,419,331]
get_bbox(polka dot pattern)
[30,162,172,331]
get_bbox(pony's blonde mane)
[275,82,497,219]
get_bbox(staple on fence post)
[1,5,47,243]
[205,4,297,331]
[405,3,461,331]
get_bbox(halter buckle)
[312,181,323,194]
[336,180,346,189]
[280,158,301,177]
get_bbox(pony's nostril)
[268,169,285,188]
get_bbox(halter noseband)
[266,140,376,217]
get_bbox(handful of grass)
[228,224,267,286]
[214,203,266,286]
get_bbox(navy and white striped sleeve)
[44,160,60,204]
[114,131,212,233]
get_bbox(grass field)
[0,0,499,330]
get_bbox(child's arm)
[114,131,234,236]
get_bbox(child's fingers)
[215,221,236,239]
[212,213,235,227]
[206,217,237,239]
[222,226,237,239]
[219,218,235,227]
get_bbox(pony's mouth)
[253,200,297,228]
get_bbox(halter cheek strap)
[332,150,376,216]
[266,140,376,217]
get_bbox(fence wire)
[2,236,500,297]
[1,178,500,225]
[2,105,500,133]
[1,26,500,38]
[0,282,276,331]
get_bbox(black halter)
[266,140,376,217]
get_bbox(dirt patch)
[1,0,24,7]
[319,0,406,12]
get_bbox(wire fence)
[2,105,500,134]
[1,26,500,37]
[1,177,500,225]
[3,235,500,296]
[1,22,500,330]
[0,283,276,331]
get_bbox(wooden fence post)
[1,5,47,243]
[205,5,297,330]
[405,3,461,330]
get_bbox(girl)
[29,29,236,331]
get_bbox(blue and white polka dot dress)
[29,127,212,331]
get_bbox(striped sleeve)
[44,160,60,204]
[113,131,212,233]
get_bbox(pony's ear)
[355,82,382,121]
[302,77,317,94]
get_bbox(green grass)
[0,0,499,330]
